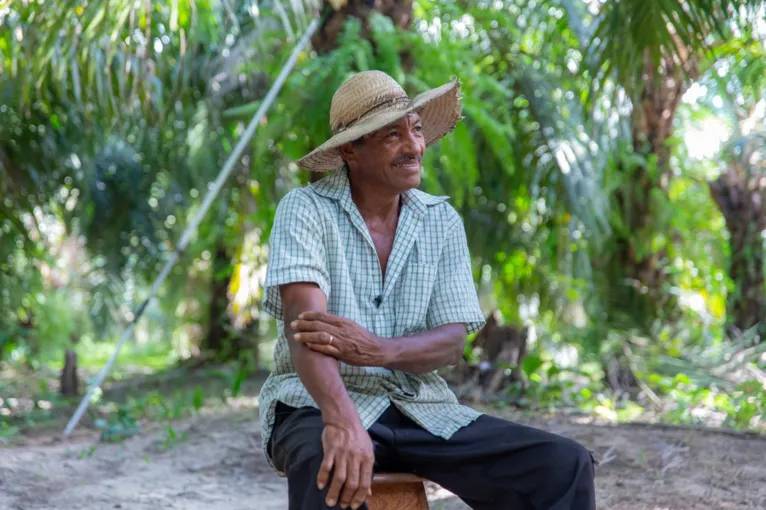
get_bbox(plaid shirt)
[258,168,486,472]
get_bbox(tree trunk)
[313,1,414,56]
[453,311,528,402]
[60,334,80,397]
[709,160,766,340]
[201,242,241,360]
[610,52,697,319]
[60,349,79,397]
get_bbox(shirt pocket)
[394,263,438,336]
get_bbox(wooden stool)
[367,473,429,510]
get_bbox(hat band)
[333,95,412,134]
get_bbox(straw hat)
[297,70,462,171]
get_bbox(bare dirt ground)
[2,402,765,510]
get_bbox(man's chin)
[400,170,421,189]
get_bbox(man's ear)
[338,143,356,165]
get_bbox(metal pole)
[63,16,320,438]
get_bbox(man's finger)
[290,319,330,333]
[298,310,344,326]
[326,456,347,508]
[339,456,361,509]
[317,449,335,491]
[293,331,332,344]
[298,310,329,321]
[306,343,343,359]
[350,457,374,509]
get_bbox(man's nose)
[401,129,425,157]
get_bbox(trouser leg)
[268,401,595,509]
[389,410,596,510]
[268,403,336,510]
[267,403,399,510]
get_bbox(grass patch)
[0,360,268,444]
[42,339,175,375]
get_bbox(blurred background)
[2,0,766,447]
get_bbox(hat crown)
[329,71,410,134]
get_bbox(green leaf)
[193,386,204,410]
[522,353,544,378]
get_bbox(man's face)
[341,112,426,192]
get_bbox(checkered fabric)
[258,168,487,473]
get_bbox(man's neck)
[348,174,402,226]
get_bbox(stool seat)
[368,472,429,510]
[372,473,427,484]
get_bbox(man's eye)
[414,125,423,132]
[387,131,399,138]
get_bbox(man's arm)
[378,323,466,373]
[280,282,357,425]
[292,312,467,374]
[280,283,374,510]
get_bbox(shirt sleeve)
[262,189,330,321]
[426,212,486,334]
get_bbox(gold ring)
[328,335,333,345]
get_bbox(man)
[259,70,596,510]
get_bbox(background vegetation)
[2,0,766,442]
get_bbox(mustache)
[392,155,421,165]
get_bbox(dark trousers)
[268,402,596,510]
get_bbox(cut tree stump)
[453,310,529,401]
[60,349,79,397]
[368,473,429,510]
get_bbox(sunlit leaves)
[585,0,766,102]
[0,0,321,356]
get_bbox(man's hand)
[319,418,375,509]
[291,311,392,367]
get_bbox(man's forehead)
[375,112,422,133]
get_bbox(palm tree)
[5,0,761,391]
[704,37,766,338]
[583,0,765,326]
[0,0,613,370]
[0,0,320,367]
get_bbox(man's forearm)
[284,305,359,426]
[379,323,466,373]
[290,339,358,424]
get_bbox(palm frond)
[653,327,766,388]
[585,0,765,101]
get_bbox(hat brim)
[297,79,462,172]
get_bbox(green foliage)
[117,389,204,421]
[585,0,764,102]
[521,353,544,379]
[651,374,766,430]
[0,422,20,444]
[0,0,320,360]
[90,383,211,443]
[496,349,620,416]
[193,386,204,410]
[94,405,142,443]
[162,425,189,451]
[77,445,98,459]
[1,0,765,438]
